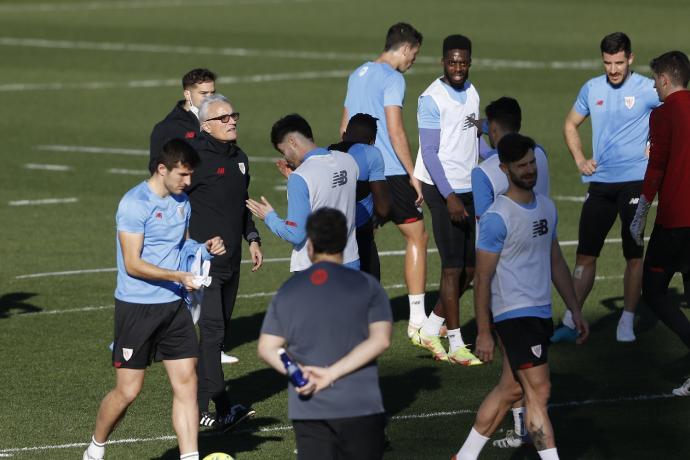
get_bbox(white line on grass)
[0,392,675,455]
[0,0,317,13]
[10,276,632,318]
[14,238,646,280]
[107,168,148,176]
[23,163,71,171]
[0,36,606,70]
[37,144,279,163]
[8,197,78,206]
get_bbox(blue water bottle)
[278,348,308,387]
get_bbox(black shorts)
[577,181,643,259]
[494,317,553,372]
[293,413,386,460]
[113,298,199,369]
[386,174,424,225]
[644,225,690,274]
[423,183,475,269]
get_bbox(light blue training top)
[344,62,407,176]
[115,181,190,304]
[573,72,660,183]
[348,143,386,227]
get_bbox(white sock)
[538,447,559,459]
[408,294,426,325]
[619,310,635,325]
[422,311,444,337]
[180,452,199,460]
[456,427,489,460]
[562,310,576,329]
[447,328,465,352]
[87,436,105,459]
[512,406,526,436]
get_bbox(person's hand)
[630,195,651,246]
[577,158,597,176]
[475,330,495,363]
[177,272,198,291]
[249,242,263,272]
[464,115,485,131]
[276,159,293,179]
[446,193,468,223]
[298,365,336,395]
[410,176,424,207]
[246,196,274,221]
[205,236,226,256]
[571,309,590,344]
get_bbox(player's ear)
[306,239,315,261]
[201,121,211,134]
[499,162,509,175]
[156,162,168,176]
[627,52,635,66]
[183,89,192,104]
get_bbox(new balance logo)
[532,219,548,237]
[331,170,348,188]
[629,197,639,205]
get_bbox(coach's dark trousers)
[197,270,240,413]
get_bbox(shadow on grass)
[381,366,442,417]
[224,367,287,407]
[225,311,265,351]
[0,292,41,318]
[152,416,284,459]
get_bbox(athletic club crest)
[238,163,246,175]
[122,348,133,361]
[530,344,542,358]
[624,96,635,109]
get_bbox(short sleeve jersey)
[348,143,386,226]
[115,181,190,304]
[573,72,660,183]
[260,261,392,420]
[344,62,406,176]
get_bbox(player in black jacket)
[187,94,262,431]
[149,68,216,168]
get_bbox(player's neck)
[505,186,534,205]
[311,253,344,265]
[147,176,171,199]
[375,52,398,70]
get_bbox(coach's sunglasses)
[207,112,240,123]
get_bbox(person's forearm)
[265,211,306,245]
[124,257,182,284]
[258,342,287,375]
[563,122,587,165]
[328,332,390,382]
[551,245,580,312]
[389,129,415,176]
[473,275,493,334]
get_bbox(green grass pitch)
[1,0,689,458]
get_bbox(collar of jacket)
[199,131,239,156]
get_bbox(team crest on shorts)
[238,163,246,175]
[624,96,635,109]
[122,348,134,361]
[530,345,542,358]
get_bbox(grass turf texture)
[1,0,690,458]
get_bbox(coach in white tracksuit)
[246,113,360,272]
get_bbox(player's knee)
[528,380,551,405]
[115,384,142,405]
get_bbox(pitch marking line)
[9,277,633,318]
[14,238,648,280]
[0,36,610,71]
[0,392,675,455]
[37,144,280,163]
[8,197,78,206]
[23,163,71,171]
[0,0,319,13]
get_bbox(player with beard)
[557,32,660,343]
[453,133,588,460]
[409,35,481,366]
